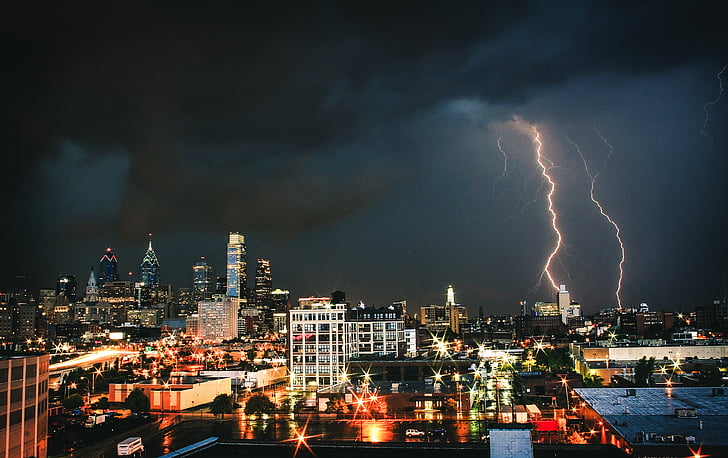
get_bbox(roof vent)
[712,388,724,396]
[625,389,636,397]
[675,408,697,418]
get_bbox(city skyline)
[3,2,728,314]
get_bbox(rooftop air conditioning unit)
[675,408,697,418]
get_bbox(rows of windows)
[291,312,345,321]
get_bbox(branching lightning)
[567,128,626,309]
[530,126,562,293]
[492,137,510,192]
[700,64,727,149]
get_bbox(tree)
[62,393,84,411]
[441,398,458,414]
[583,373,605,387]
[125,388,150,413]
[244,393,274,416]
[211,393,234,418]
[634,356,656,387]
[93,396,110,410]
[699,366,723,386]
[325,394,349,414]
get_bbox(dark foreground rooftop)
[161,437,629,458]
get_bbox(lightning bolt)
[567,128,626,309]
[531,126,562,293]
[492,137,510,192]
[700,63,727,149]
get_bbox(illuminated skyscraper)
[192,257,213,301]
[446,284,460,335]
[254,258,272,312]
[55,275,76,302]
[558,284,570,324]
[98,247,119,286]
[85,267,98,302]
[139,235,160,287]
[225,232,247,302]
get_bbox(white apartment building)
[345,304,405,357]
[288,298,408,393]
[288,298,347,392]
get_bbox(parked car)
[405,429,425,437]
[428,428,447,437]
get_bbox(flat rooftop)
[574,387,728,446]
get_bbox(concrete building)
[570,342,728,382]
[0,352,49,458]
[288,297,347,393]
[109,375,231,412]
[198,298,238,341]
[345,303,406,358]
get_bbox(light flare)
[700,63,727,149]
[567,129,626,309]
[531,126,562,292]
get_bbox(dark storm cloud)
[4,1,727,307]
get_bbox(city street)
[53,409,493,457]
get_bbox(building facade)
[198,299,238,341]
[225,232,247,303]
[192,257,213,302]
[98,247,119,286]
[0,353,49,458]
[139,236,160,287]
[288,297,347,392]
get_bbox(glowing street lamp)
[559,376,570,410]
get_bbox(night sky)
[4,2,728,315]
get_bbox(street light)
[560,377,570,410]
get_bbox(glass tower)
[254,258,272,312]
[139,235,160,287]
[99,247,119,286]
[225,232,247,301]
[192,257,214,301]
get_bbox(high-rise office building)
[192,257,213,301]
[198,298,238,341]
[225,232,248,303]
[558,284,570,324]
[446,284,460,335]
[139,235,160,287]
[98,247,119,286]
[0,352,49,458]
[254,259,272,312]
[271,289,290,313]
[214,276,227,295]
[55,275,77,302]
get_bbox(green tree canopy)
[62,393,85,411]
[211,393,234,417]
[244,393,275,416]
[699,366,723,386]
[583,373,605,387]
[441,398,458,413]
[634,356,656,387]
[125,388,150,413]
[93,396,110,410]
[325,394,349,414]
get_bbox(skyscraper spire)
[86,266,98,301]
[140,234,160,287]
